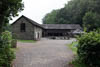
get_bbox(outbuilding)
[11,15,82,40]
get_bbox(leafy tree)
[55,0,88,25]
[0,0,24,34]
[43,0,100,31]
[42,10,59,24]
[0,0,24,66]
[55,7,71,24]
[83,12,100,32]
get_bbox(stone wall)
[12,17,42,40]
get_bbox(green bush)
[12,33,17,39]
[0,31,15,67]
[11,33,17,48]
[11,39,17,48]
[77,31,100,67]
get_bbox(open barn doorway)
[43,30,70,40]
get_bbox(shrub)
[77,31,100,67]
[11,33,17,48]
[12,33,17,39]
[11,39,17,48]
[0,31,15,67]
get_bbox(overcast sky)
[10,0,70,24]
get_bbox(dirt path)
[13,39,75,67]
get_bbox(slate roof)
[22,16,43,28]
[12,15,43,28]
[42,24,82,30]
[12,15,82,30]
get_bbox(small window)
[20,23,26,32]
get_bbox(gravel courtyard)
[13,39,75,67]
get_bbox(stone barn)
[11,15,43,40]
[11,15,82,40]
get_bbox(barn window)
[20,23,26,32]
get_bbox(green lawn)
[18,40,36,43]
[68,41,78,54]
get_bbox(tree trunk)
[0,15,4,35]
[0,24,3,34]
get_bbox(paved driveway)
[13,39,75,67]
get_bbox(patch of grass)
[68,41,87,67]
[11,48,16,52]
[18,40,36,43]
[11,48,18,52]
[68,41,78,54]
[71,59,87,67]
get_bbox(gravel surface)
[12,39,75,67]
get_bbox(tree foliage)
[43,0,100,31]
[0,0,24,33]
[56,0,100,24]
[0,31,15,67]
[83,12,100,31]
[43,10,59,24]
[0,0,24,66]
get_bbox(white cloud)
[10,0,70,24]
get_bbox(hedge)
[77,31,100,67]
